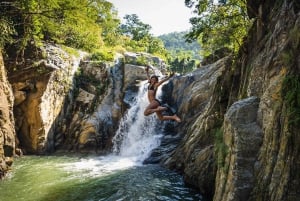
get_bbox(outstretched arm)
[156,72,174,87]
[145,65,151,82]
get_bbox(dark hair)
[150,75,159,82]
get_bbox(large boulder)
[214,97,262,201]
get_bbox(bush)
[90,49,114,62]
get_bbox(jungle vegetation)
[0,0,251,73]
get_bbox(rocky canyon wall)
[5,44,123,154]
[58,53,154,153]
[0,50,16,178]
[3,42,162,156]
[159,0,300,201]
[159,56,235,198]
[59,60,124,153]
[235,1,300,200]
[7,45,83,154]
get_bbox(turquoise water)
[0,155,205,201]
[0,78,207,201]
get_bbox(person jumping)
[143,65,181,122]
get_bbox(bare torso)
[147,84,157,102]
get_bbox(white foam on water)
[60,155,140,177]
[62,71,164,177]
[112,80,163,162]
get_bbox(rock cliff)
[58,54,156,153]
[3,46,161,155]
[0,50,16,178]
[7,45,84,154]
[158,56,234,198]
[157,0,300,200]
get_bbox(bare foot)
[173,114,181,123]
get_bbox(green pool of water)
[0,155,205,201]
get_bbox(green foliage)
[1,0,199,71]
[159,31,201,60]
[61,45,80,57]
[158,31,201,73]
[0,16,15,48]
[1,0,119,55]
[119,14,152,41]
[39,0,108,51]
[282,75,300,126]
[91,49,114,62]
[97,1,121,47]
[117,14,169,60]
[185,0,252,56]
[168,56,198,74]
[214,127,228,168]
[147,37,168,56]
[135,55,148,66]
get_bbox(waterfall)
[112,80,163,163]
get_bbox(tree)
[117,14,168,59]
[168,55,197,74]
[96,1,122,47]
[144,35,167,56]
[159,31,201,60]
[184,0,251,56]
[119,14,152,41]
[0,0,120,59]
[0,15,15,48]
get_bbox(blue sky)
[108,0,194,36]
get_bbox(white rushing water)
[112,80,163,163]
[0,67,205,201]
[63,79,164,175]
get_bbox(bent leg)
[155,112,181,122]
[144,101,163,116]
[144,106,167,116]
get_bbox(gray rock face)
[69,60,124,153]
[59,55,150,153]
[9,44,84,154]
[159,56,233,198]
[242,2,300,200]
[0,51,16,178]
[214,97,262,201]
[157,1,300,201]
[5,47,159,155]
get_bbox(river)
[0,78,206,201]
[0,155,205,201]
